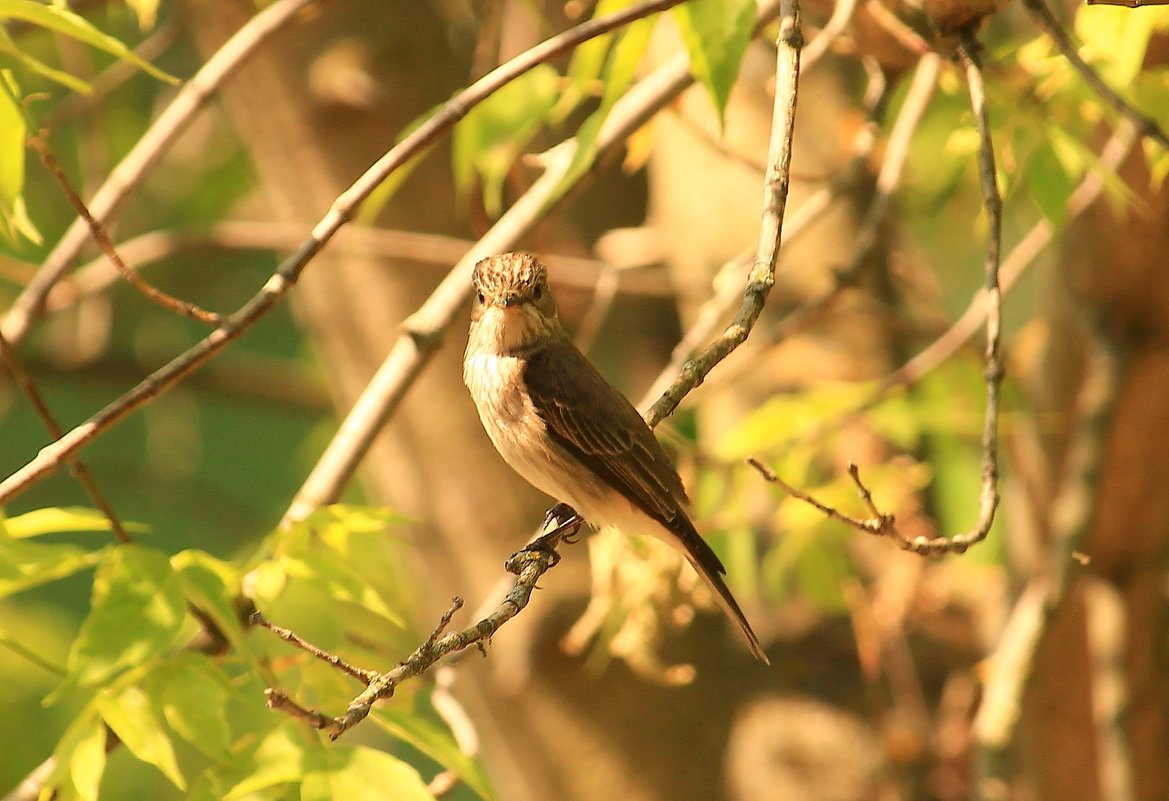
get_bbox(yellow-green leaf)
[151,653,232,759]
[301,743,434,801]
[0,0,177,84]
[374,707,494,801]
[6,507,149,538]
[96,685,186,789]
[672,0,755,124]
[67,545,186,686]
[68,717,107,801]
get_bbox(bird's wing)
[523,342,770,663]
[522,342,692,530]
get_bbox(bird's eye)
[533,284,543,300]
[476,292,485,304]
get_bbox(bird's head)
[470,253,563,352]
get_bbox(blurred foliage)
[2,0,1169,798]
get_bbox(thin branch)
[262,515,583,739]
[643,0,803,430]
[1,0,320,346]
[1023,0,1169,151]
[281,0,787,525]
[949,31,1004,555]
[27,133,223,326]
[0,328,129,543]
[747,39,1002,558]
[49,223,676,313]
[747,457,897,536]
[0,0,691,507]
[251,611,378,684]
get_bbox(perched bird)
[463,252,768,663]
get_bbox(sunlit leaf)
[301,742,434,801]
[96,684,186,789]
[69,716,107,801]
[224,724,308,799]
[6,507,149,539]
[0,537,103,599]
[374,707,494,801]
[172,549,246,652]
[0,69,40,245]
[0,0,177,84]
[66,545,187,686]
[671,0,755,124]
[452,64,559,216]
[150,653,233,759]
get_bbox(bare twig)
[1023,0,1169,151]
[747,457,896,536]
[27,134,223,326]
[946,31,1004,555]
[0,0,691,506]
[643,0,803,430]
[637,59,889,413]
[747,39,1001,558]
[261,515,583,739]
[1,0,319,346]
[281,0,787,524]
[251,611,378,684]
[0,329,129,543]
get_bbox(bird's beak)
[500,294,523,308]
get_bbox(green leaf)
[301,742,434,801]
[96,684,186,789]
[41,708,105,801]
[69,716,107,801]
[556,13,655,194]
[0,537,103,599]
[6,507,149,538]
[374,707,494,801]
[1023,138,1073,225]
[0,0,178,84]
[224,724,308,799]
[0,28,92,93]
[67,545,187,686]
[0,69,40,245]
[672,0,755,123]
[452,64,559,216]
[172,549,246,651]
[150,653,232,759]
[277,553,405,627]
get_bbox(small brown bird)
[463,252,768,663]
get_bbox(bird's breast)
[463,349,597,507]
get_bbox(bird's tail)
[682,550,770,665]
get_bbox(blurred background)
[2,1,1168,800]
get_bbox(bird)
[463,252,768,664]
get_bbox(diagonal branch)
[1,0,320,346]
[0,0,691,506]
[281,0,787,523]
[27,133,223,327]
[262,515,583,739]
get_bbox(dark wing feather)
[523,342,769,663]
[522,342,723,576]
